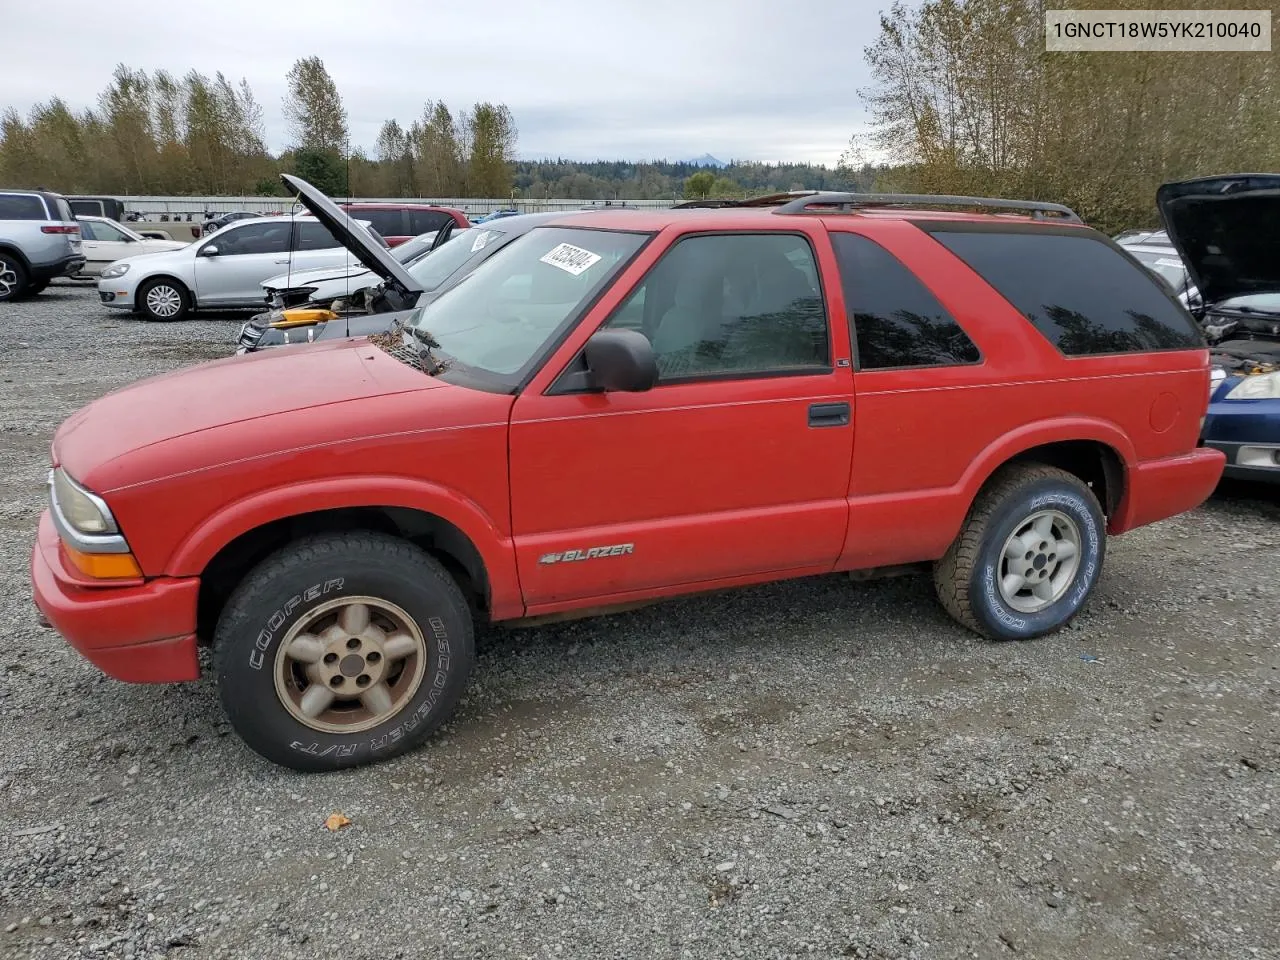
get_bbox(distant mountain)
[685,154,726,168]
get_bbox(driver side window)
[600,232,830,382]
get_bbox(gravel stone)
[1,283,1278,958]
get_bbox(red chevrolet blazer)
[31,175,1225,771]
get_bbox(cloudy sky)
[5,0,883,166]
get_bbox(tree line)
[0,57,519,200]
[849,0,1280,234]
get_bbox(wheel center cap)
[339,653,365,677]
[1033,555,1047,570]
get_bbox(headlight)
[52,468,116,534]
[100,263,130,279]
[1225,371,1280,401]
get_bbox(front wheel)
[137,277,191,321]
[213,531,475,771]
[934,463,1106,641]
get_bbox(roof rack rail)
[671,190,817,210]
[769,191,1082,223]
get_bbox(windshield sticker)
[471,230,498,253]
[1155,258,1182,267]
[539,242,602,276]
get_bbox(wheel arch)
[0,242,33,271]
[960,418,1133,520]
[177,478,523,645]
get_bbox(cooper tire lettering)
[215,533,475,772]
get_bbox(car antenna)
[345,144,352,340]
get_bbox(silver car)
[0,189,86,300]
[96,213,375,321]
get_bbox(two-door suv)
[32,175,1225,771]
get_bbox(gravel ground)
[2,282,1278,960]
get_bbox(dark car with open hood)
[235,176,596,353]
[1158,173,1280,484]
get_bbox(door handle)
[274,259,291,264]
[808,401,850,428]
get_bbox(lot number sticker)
[539,242,602,276]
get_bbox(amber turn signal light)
[61,544,143,580]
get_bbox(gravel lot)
[2,282,1278,960]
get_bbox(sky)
[2,0,884,166]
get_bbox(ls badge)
[538,543,634,565]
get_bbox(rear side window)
[408,209,454,234]
[927,228,1203,355]
[50,197,75,222]
[831,232,980,369]
[293,220,342,251]
[352,209,405,237]
[0,194,48,219]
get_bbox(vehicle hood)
[1157,174,1280,306]
[263,264,376,292]
[136,239,189,253]
[53,338,445,492]
[281,173,423,295]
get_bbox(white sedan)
[74,216,188,278]
[97,214,376,321]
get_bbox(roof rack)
[671,191,817,210]
[768,191,1082,223]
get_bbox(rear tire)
[137,277,191,321]
[0,254,28,301]
[934,463,1106,641]
[213,531,475,772]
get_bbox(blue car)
[1159,174,1280,484]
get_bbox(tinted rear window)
[352,209,405,237]
[831,232,980,369]
[51,197,75,222]
[926,228,1203,355]
[293,220,342,251]
[408,209,455,234]
[0,194,48,219]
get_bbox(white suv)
[96,214,373,321]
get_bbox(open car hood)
[1157,174,1280,307]
[281,173,424,295]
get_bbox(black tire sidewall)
[968,478,1105,640]
[137,278,189,321]
[217,548,473,771]
[0,254,27,301]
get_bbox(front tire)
[934,463,1106,641]
[137,277,191,321]
[213,532,475,771]
[0,254,28,301]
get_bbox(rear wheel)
[213,531,475,771]
[934,463,1106,640]
[137,277,191,321]
[0,254,27,301]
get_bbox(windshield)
[406,226,507,291]
[406,226,649,378]
[1129,249,1189,289]
[393,231,438,263]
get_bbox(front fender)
[165,475,524,620]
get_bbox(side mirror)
[583,329,658,392]
[198,244,220,257]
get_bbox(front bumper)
[30,511,200,683]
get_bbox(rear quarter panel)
[832,219,1211,569]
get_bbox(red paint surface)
[33,207,1226,682]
